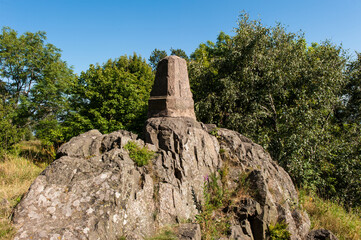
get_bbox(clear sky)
[1,0,360,74]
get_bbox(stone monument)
[148,56,196,119]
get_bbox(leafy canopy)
[0,27,75,147]
[189,13,360,206]
[148,48,189,71]
[63,54,154,138]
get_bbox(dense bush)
[189,13,360,207]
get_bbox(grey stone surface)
[230,224,253,240]
[178,223,201,240]
[306,229,338,240]
[215,127,312,240]
[12,119,312,239]
[56,129,103,158]
[148,56,196,119]
[13,131,156,240]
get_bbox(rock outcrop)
[306,229,338,240]
[12,57,312,240]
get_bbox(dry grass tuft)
[300,190,361,240]
[0,148,48,239]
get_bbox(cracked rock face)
[12,119,310,240]
[13,130,156,240]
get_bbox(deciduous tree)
[189,14,355,204]
[149,48,167,70]
[0,27,75,146]
[63,54,154,138]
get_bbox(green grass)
[0,141,49,239]
[124,141,155,167]
[300,189,361,240]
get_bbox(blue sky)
[1,0,360,74]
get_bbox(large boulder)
[306,229,338,240]
[12,118,310,239]
[13,130,156,239]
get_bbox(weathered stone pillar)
[148,56,196,119]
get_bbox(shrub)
[267,221,291,240]
[124,141,155,167]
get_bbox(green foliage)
[12,140,56,165]
[63,54,154,138]
[124,141,155,167]
[170,48,189,61]
[339,52,361,123]
[209,127,219,138]
[149,48,167,70]
[267,221,291,240]
[149,48,189,71]
[0,99,23,155]
[203,174,224,209]
[189,13,360,206]
[231,172,251,199]
[0,27,75,146]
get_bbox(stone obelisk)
[148,56,196,119]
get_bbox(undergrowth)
[12,140,56,165]
[195,171,231,240]
[300,189,361,240]
[124,141,155,167]
[0,141,49,239]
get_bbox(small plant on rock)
[124,141,155,167]
[146,226,178,240]
[267,221,291,240]
[231,171,251,200]
[196,172,231,239]
[209,127,220,138]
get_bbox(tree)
[0,27,75,146]
[329,53,361,207]
[189,14,351,202]
[170,48,189,61]
[0,97,23,154]
[63,54,154,139]
[338,52,361,123]
[149,48,189,70]
[149,48,167,70]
